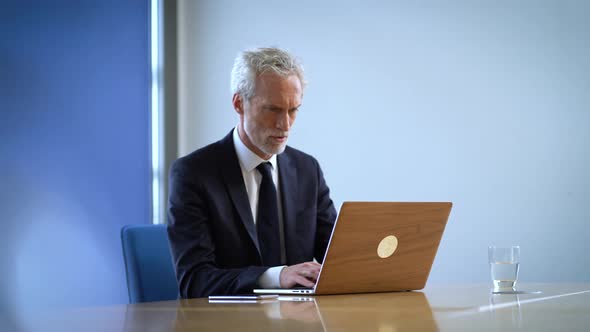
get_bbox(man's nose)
[276,111,291,131]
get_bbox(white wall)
[175,0,589,283]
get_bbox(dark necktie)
[256,162,281,266]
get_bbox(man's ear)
[232,93,243,115]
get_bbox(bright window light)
[151,0,164,224]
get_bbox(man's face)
[236,73,302,159]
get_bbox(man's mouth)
[270,135,288,143]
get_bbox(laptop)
[254,201,452,295]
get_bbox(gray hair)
[230,47,305,100]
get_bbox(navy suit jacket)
[167,130,337,298]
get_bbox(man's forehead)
[260,101,302,109]
[251,74,302,103]
[255,90,302,102]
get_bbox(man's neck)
[237,124,272,160]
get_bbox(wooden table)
[26,283,590,331]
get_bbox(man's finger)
[295,276,315,288]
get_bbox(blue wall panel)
[0,0,150,324]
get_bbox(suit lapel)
[278,150,298,263]
[218,131,261,256]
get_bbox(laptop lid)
[313,201,452,295]
[255,201,452,295]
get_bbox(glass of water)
[488,246,520,291]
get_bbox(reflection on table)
[123,291,436,332]
[22,283,590,332]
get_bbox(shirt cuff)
[258,266,287,288]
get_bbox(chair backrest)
[121,224,178,303]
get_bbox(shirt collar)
[232,126,277,172]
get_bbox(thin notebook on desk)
[254,201,452,295]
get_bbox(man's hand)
[279,261,321,288]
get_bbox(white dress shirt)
[232,127,286,288]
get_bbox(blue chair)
[121,224,179,303]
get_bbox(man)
[167,47,337,298]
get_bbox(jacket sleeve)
[166,159,268,298]
[313,160,337,263]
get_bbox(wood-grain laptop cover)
[314,202,452,295]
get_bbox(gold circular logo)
[377,235,398,258]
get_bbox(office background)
[1,0,588,326]
[174,0,589,285]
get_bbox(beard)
[243,118,289,156]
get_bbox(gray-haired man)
[167,47,337,298]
